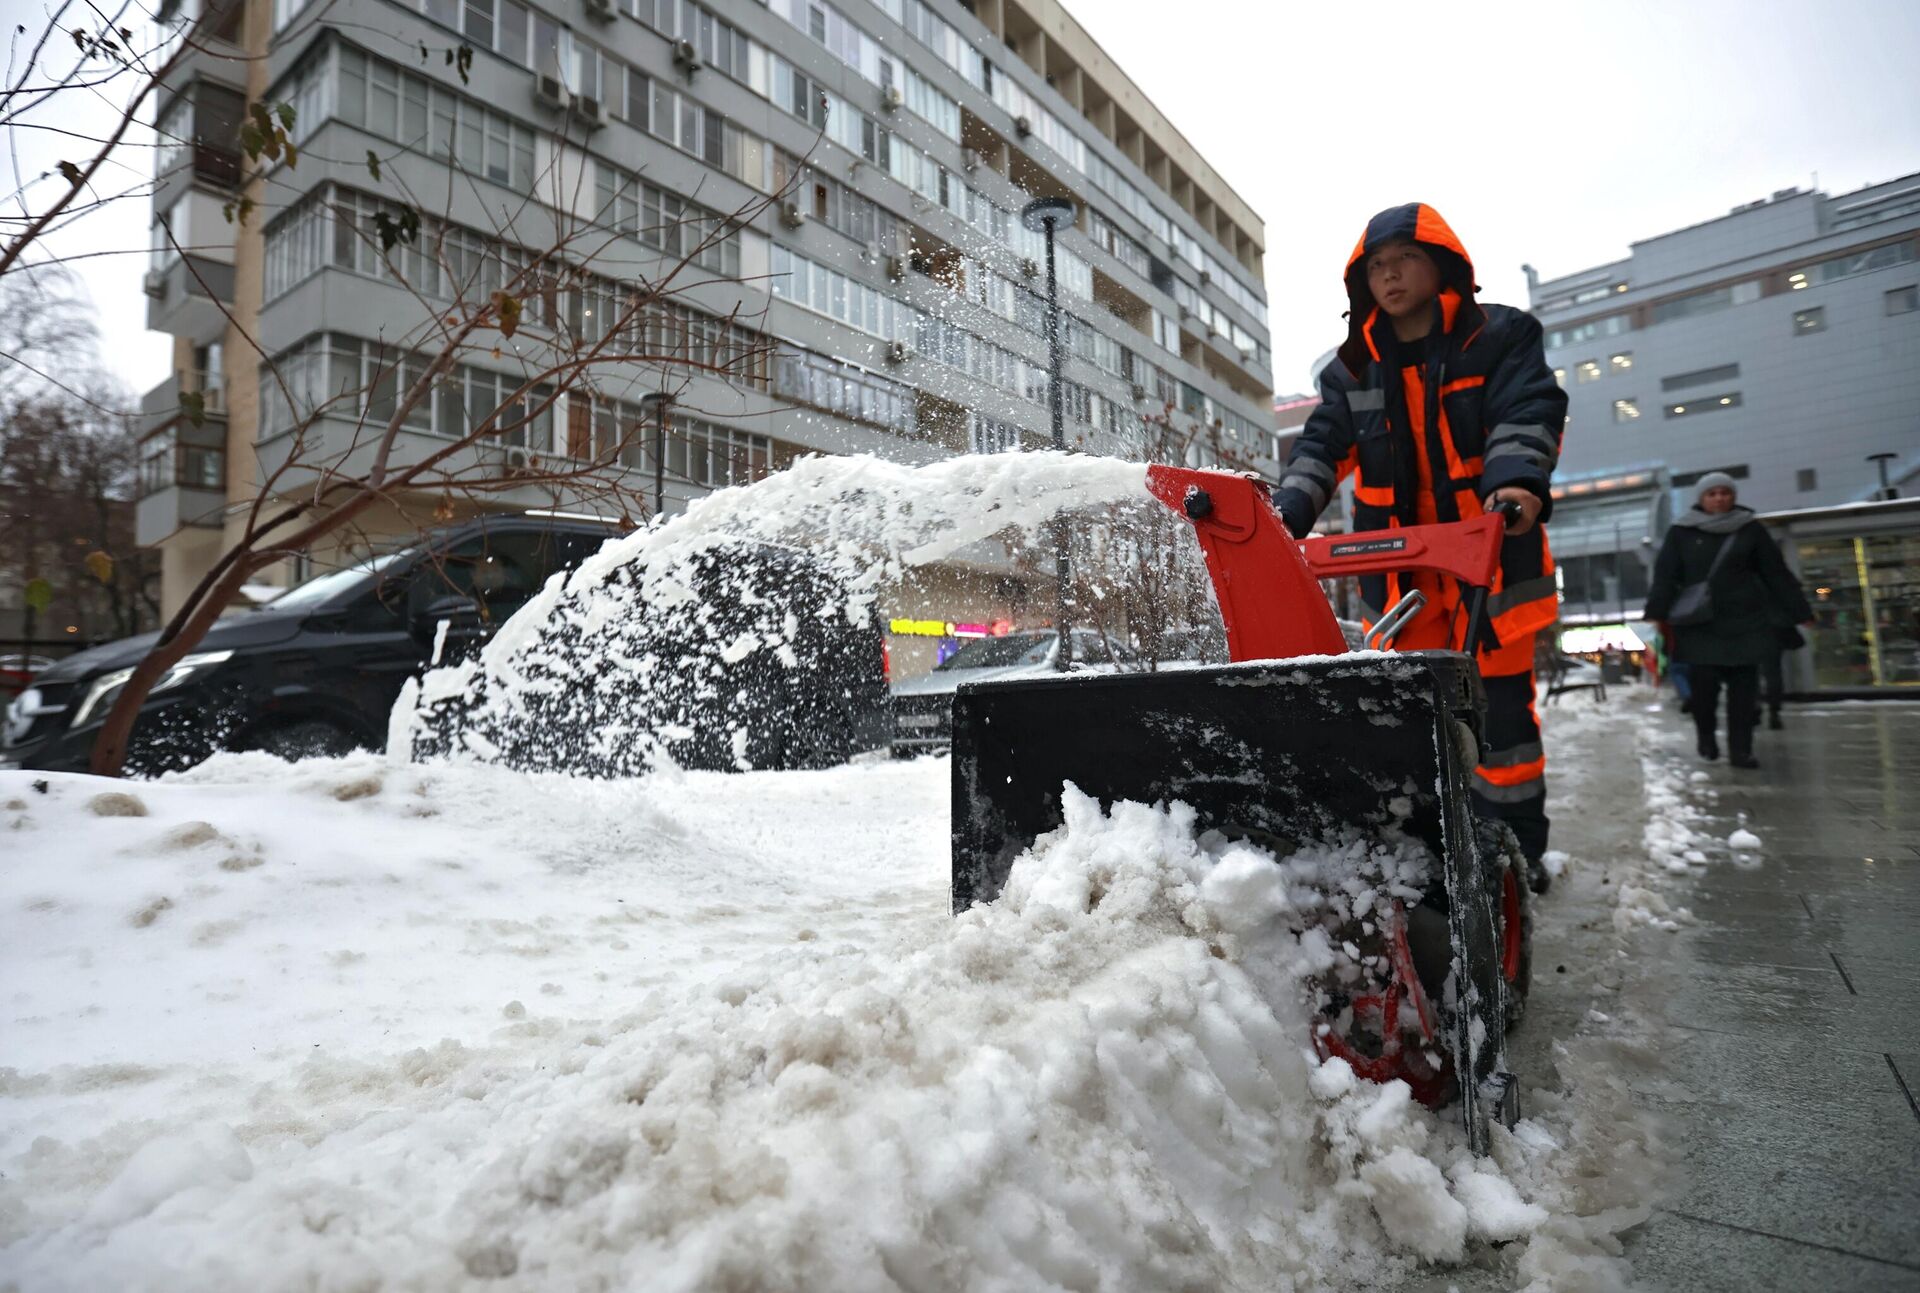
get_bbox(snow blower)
[950,465,1531,1154]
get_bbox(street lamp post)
[640,393,671,518]
[1868,451,1899,501]
[1022,195,1077,671]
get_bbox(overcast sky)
[1074,0,1920,391]
[12,0,1920,402]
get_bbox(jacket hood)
[34,608,308,683]
[1338,203,1486,375]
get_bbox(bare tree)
[0,386,160,649]
[87,136,788,774]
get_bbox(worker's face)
[1700,486,1737,514]
[1366,242,1441,319]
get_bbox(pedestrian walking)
[1273,203,1567,892]
[1644,473,1813,768]
[1757,621,1805,729]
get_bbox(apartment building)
[1527,173,1920,626]
[137,0,1277,663]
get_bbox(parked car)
[890,628,1134,756]
[1,654,54,703]
[1,515,622,775]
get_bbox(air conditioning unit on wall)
[779,202,807,229]
[583,0,614,20]
[672,39,701,77]
[534,74,568,111]
[571,94,608,129]
[885,254,908,281]
[142,270,166,299]
[880,85,903,113]
[886,340,911,366]
[1014,115,1032,138]
[961,147,981,173]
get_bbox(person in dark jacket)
[1273,204,1568,892]
[1644,473,1813,768]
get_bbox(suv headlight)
[71,650,234,729]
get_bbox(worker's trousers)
[1472,668,1549,864]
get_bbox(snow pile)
[397,451,1159,776]
[3,765,1588,1290]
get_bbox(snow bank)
[4,765,1578,1290]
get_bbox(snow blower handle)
[1145,465,1512,663]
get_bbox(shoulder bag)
[1666,528,1740,627]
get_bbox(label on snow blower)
[1327,536,1409,558]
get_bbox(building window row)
[763,0,961,141]
[968,412,1025,455]
[1659,362,1740,392]
[259,331,773,482]
[774,151,903,254]
[1665,392,1741,419]
[772,347,914,435]
[374,0,1263,314]
[1546,313,1631,350]
[1788,240,1917,290]
[137,429,225,497]
[594,162,743,279]
[1650,279,1761,325]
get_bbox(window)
[969,414,1023,455]
[1545,314,1630,349]
[1651,280,1760,324]
[1660,363,1740,392]
[1887,285,1919,316]
[1609,352,1632,376]
[1797,468,1819,493]
[1552,367,1565,388]
[1790,240,1918,289]
[1612,398,1640,423]
[1666,392,1742,419]
[1793,306,1826,334]
[1575,359,1602,384]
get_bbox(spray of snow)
[394,451,1157,776]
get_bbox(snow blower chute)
[950,465,1530,1154]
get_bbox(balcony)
[144,254,234,342]
[136,424,228,547]
[140,368,227,437]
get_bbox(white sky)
[1073,0,1920,391]
[9,0,1920,403]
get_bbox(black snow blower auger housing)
[951,465,1530,1154]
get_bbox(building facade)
[1527,172,1920,629]
[138,0,1277,668]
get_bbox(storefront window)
[1798,533,1920,687]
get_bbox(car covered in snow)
[890,628,1134,755]
[0,515,622,775]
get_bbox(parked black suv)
[1,515,620,775]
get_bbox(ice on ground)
[1727,828,1762,851]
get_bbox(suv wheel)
[249,719,360,761]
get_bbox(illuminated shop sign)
[889,618,1015,639]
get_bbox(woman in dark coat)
[1645,473,1813,768]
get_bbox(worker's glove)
[1276,494,1314,540]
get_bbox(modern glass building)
[138,0,1277,653]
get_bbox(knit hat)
[1692,471,1738,504]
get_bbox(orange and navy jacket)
[1274,203,1568,641]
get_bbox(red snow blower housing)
[950,465,1531,1154]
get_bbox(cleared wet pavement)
[1623,701,1920,1291]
